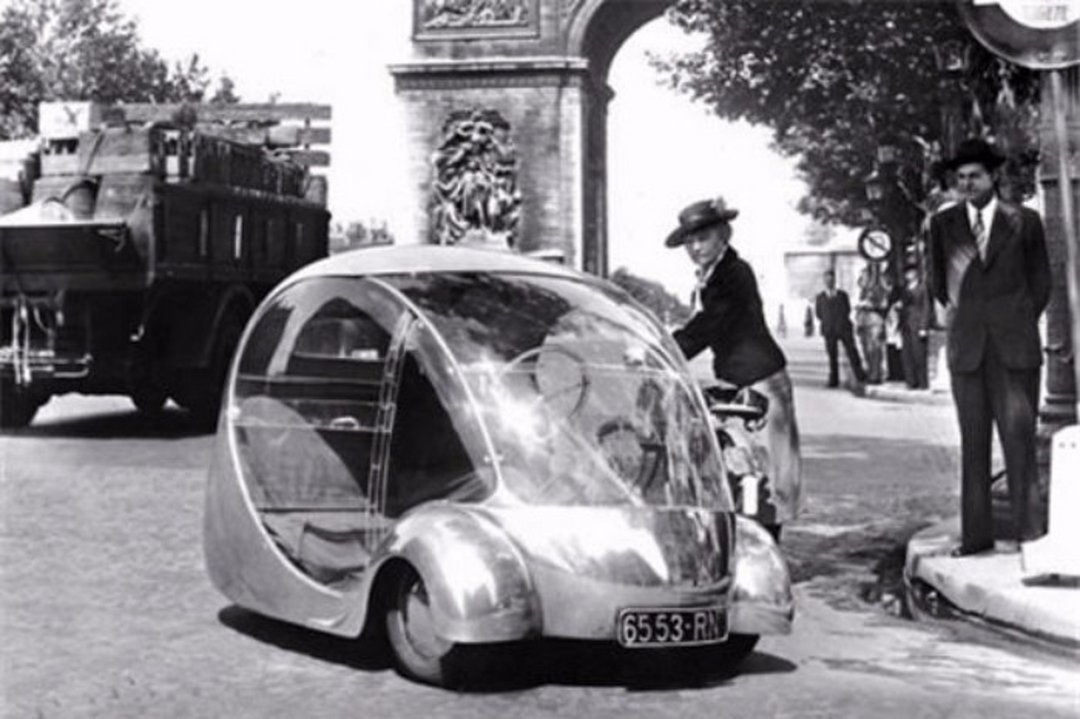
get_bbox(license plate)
[616,606,728,648]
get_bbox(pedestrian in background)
[666,197,802,530]
[854,267,888,384]
[898,266,931,389]
[884,286,904,382]
[928,138,1050,555]
[815,269,867,388]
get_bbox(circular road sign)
[959,0,1080,69]
[858,228,894,263]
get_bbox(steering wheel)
[499,345,590,419]
[596,417,665,497]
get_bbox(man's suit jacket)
[928,200,1050,372]
[814,289,854,338]
[674,247,786,387]
[897,283,933,336]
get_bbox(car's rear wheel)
[623,633,761,686]
[385,566,458,687]
[714,632,759,665]
[670,633,760,684]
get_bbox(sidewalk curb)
[861,382,952,405]
[904,518,1080,649]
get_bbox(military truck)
[0,102,331,428]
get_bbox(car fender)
[374,504,541,644]
[730,515,795,636]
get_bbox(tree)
[0,0,236,139]
[657,0,1041,226]
[610,267,691,325]
[209,75,240,105]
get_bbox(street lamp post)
[933,38,974,159]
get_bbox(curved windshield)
[387,272,732,510]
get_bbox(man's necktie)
[973,211,988,261]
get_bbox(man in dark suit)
[815,270,867,387]
[928,138,1051,555]
[897,266,932,390]
[667,197,801,530]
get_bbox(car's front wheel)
[385,566,460,687]
[384,566,516,688]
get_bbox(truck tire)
[0,381,45,430]
[176,309,246,430]
[130,383,168,415]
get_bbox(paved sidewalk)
[904,519,1080,649]
[862,381,952,406]
[857,368,1080,650]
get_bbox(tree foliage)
[0,0,237,139]
[610,267,692,325]
[658,0,1041,226]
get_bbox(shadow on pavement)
[6,406,212,439]
[218,605,796,692]
[218,605,392,672]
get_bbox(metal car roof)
[290,244,586,283]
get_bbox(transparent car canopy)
[229,271,732,525]
[386,272,732,511]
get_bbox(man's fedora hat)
[944,138,1005,171]
[665,197,739,247]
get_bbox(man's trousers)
[823,330,866,386]
[950,341,1043,550]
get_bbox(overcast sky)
[117,0,811,307]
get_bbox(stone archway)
[389,1,1080,427]
[390,0,672,275]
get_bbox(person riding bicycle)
[666,197,802,536]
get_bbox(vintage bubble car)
[204,245,793,688]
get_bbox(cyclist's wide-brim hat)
[665,197,739,247]
[943,138,1005,171]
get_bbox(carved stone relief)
[418,0,531,30]
[430,108,521,247]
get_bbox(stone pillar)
[1038,67,1080,430]
[582,79,613,276]
[391,58,590,264]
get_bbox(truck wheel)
[0,381,45,430]
[130,383,168,415]
[179,310,246,429]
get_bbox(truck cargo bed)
[0,221,146,292]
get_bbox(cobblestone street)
[3,335,1075,718]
